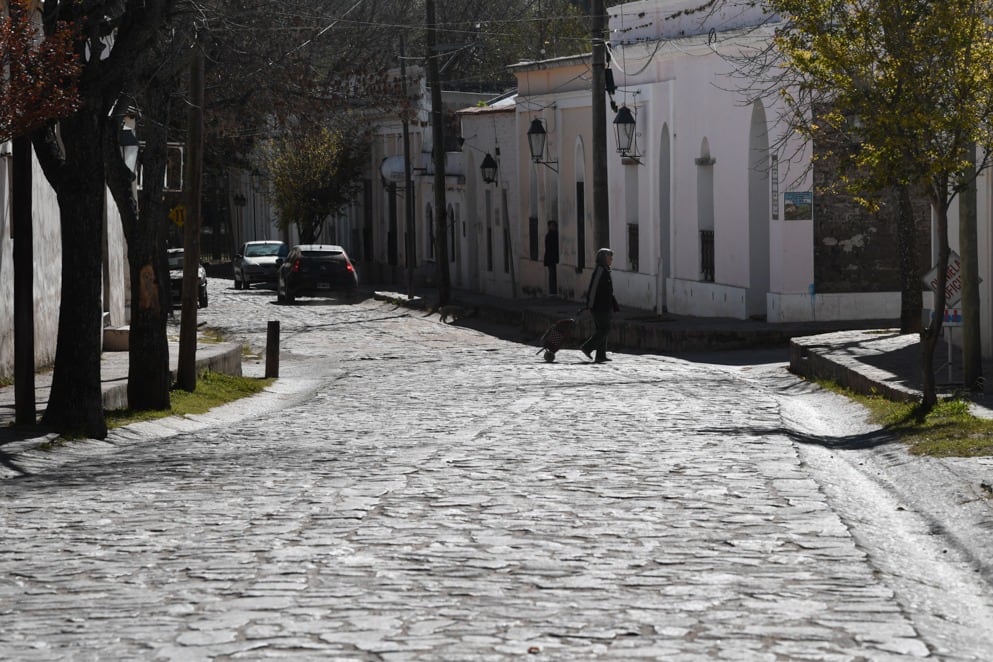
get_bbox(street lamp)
[613,105,637,157]
[526,118,558,172]
[119,127,140,173]
[480,152,498,184]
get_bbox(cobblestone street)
[2,281,993,660]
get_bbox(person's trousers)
[581,311,611,360]
[547,265,557,295]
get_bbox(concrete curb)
[99,342,243,411]
[789,331,921,404]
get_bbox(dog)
[425,304,477,323]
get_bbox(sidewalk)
[0,338,243,446]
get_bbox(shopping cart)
[535,315,581,362]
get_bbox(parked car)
[167,248,208,308]
[233,240,288,290]
[277,244,358,304]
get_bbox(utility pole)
[426,0,450,304]
[591,0,609,251]
[400,35,416,299]
[12,135,35,424]
[177,42,204,391]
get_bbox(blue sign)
[783,191,812,220]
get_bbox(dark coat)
[586,264,617,314]
[543,229,559,266]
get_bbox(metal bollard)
[265,320,280,378]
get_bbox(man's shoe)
[594,357,608,364]
[581,348,593,360]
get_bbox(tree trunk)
[896,184,923,334]
[106,97,172,412]
[960,143,982,390]
[177,45,205,392]
[12,136,36,425]
[37,113,108,438]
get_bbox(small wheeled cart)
[536,317,579,362]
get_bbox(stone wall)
[812,132,931,294]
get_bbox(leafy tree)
[425,0,591,91]
[105,4,197,412]
[266,118,371,244]
[31,0,188,438]
[0,0,79,142]
[770,0,993,410]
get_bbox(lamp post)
[480,152,498,184]
[119,128,140,173]
[526,118,558,172]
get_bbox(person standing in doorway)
[543,220,559,296]
[580,248,619,363]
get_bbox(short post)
[265,320,280,378]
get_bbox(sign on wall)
[783,191,812,221]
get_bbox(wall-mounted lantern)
[613,105,638,159]
[480,152,498,184]
[119,127,140,173]
[526,118,559,172]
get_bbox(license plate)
[317,282,331,290]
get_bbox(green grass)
[817,379,993,457]
[197,326,227,344]
[104,371,274,428]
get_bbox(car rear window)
[302,250,343,258]
[245,244,284,257]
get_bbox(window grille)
[700,230,715,282]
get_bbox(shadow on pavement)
[700,425,897,451]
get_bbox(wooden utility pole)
[400,35,416,299]
[426,0,450,304]
[177,43,204,391]
[591,0,609,251]
[12,136,35,424]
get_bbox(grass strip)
[817,379,993,457]
[105,371,274,428]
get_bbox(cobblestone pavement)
[2,280,993,660]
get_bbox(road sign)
[922,251,964,306]
[169,205,186,228]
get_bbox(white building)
[510,0,918,325]
[0,144,128,379]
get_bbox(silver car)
[167,248,208,308]
[233,240,287,290]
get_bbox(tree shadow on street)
[697,424,898,451]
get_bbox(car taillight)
[292,259,301,272]
[346,262,354,272]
